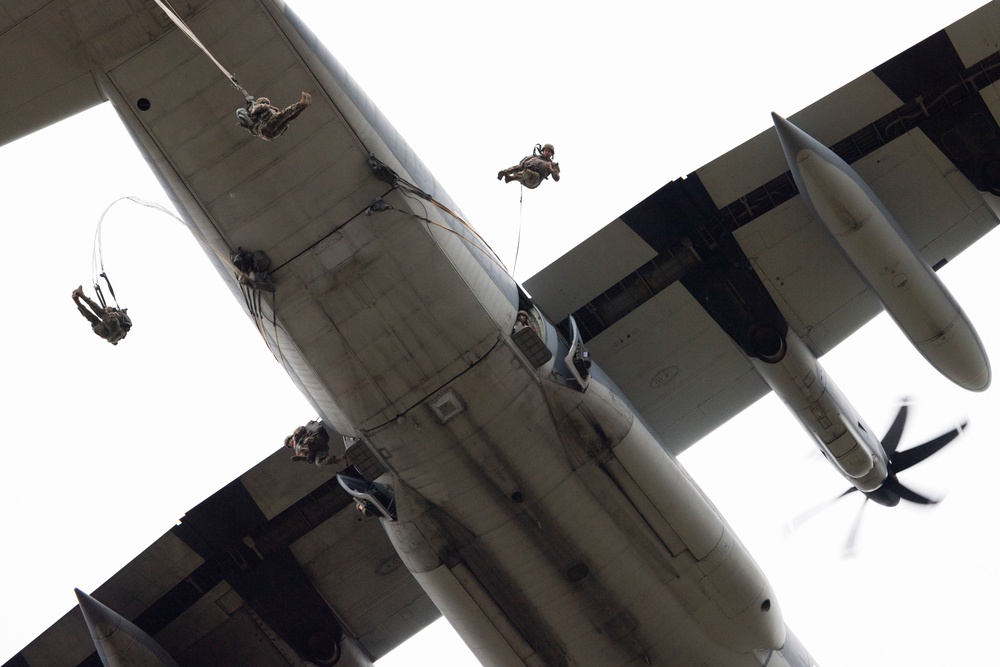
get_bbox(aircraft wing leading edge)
[9,447,438,666]
[5,0,797,664]
[6,0,1000,666]
[3,0,451,664]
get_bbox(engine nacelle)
[750,328,888,492]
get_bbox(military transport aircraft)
[3,1,999,666]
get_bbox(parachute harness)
[93,273,120,311]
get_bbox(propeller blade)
[892,421,966,473]
[880,403,909,456]
[844,496,869,557]
[786,487,857,534]
[891,479,939,505]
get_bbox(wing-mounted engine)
[860,402,966,507]
[790,401,967,552]
[749,327,888,493]
[752,326,966,508]
[668,222,954,502]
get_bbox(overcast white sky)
[1,1,997,665]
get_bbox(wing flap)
[587,283,768,455]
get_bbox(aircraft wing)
[9,447,437,666]
[525,3,1000,455]
[3,1,451,664]
[7,0,1000,665]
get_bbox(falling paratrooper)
[71,284,132,346]
[147,0,313,142]
[236,92,312,141]
[498,143,560,189]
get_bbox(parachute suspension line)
[94,273,121,310]
[91,196,150,310]
[394,188,510,274]
[269,290,288,372]
[366,154,514,274]
[89,194,293,367]
[92,195,238,292]
[151,0,251,98]
[238,278,293,373]
[512,185,525,278]
[243,282,268,340]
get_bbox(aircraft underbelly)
[365,341,784,665]
[102,0,513,434]
[93,1,798,663]
[269,189,505,430]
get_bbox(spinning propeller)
[788,402,966,553]
[860,402,966,507]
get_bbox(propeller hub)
[863,481,901,508]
